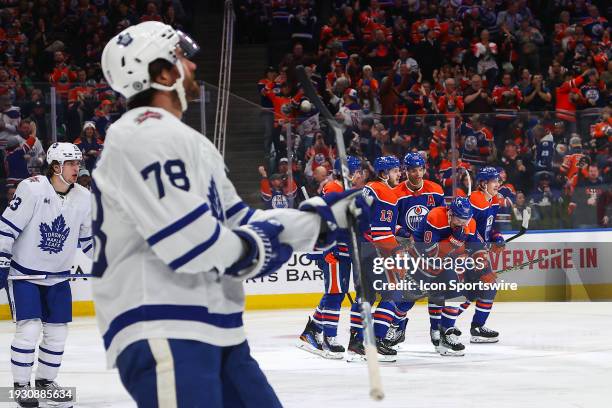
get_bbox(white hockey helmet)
[47,142,82,165]
[101,21,200,111]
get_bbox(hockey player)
[0,142,92,407]
[461,166,504,343]
[412,197,484,356]
[95,22,372,408]
[393,152,446,348]
[298,156,365,359]
[347,155,402,362]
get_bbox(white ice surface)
[1,302,611,408]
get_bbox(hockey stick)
[9,273,94,280]
[505,207,532,243]
[301,186,310,200]
[495,249,562,275]
[296,65,384,401]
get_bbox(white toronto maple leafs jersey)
[0,176,93,287]
[92,107,320,367]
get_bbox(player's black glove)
[225,220,293,280]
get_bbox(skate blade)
[40,401,74,408]
[438,348,465,357]
[346,351,367,362]
[470,336,499,343]
[321,350,344,360]
[296,342,325,357]
[377,354,397,363]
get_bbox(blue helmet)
[373,156,401,173]
[403,152,425,169]
[448,197,473,220]
[334,156,362,175]
[476,166,500,182]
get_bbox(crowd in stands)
[0,0,189,209]
[248,0,612,229]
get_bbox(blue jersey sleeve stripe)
[239,208,255,226]
[0,230,15,239]
[0,251,11,258]
[147,203,210,246]
[79,236,93,242]
[82,244,93,254]
[226,201,248,219]
[168,222,221,270]
[0,216,22,234]
[102,304,243,349]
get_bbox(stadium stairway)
[186,4,266,208]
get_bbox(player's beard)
[407,174,423,189]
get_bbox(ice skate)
[438,328,465,356]
[470,324,499,343]
[297,317,325,357]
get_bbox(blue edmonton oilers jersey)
[393,179,445,235]
[469,190,501,242]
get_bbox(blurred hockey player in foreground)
[94,21,371,408]
[0,143,92,407]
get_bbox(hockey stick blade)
[506,207,532,243]
[296,65,384,401]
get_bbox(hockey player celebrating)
[412,197,484,356]
[388,152,445,347]
[298,156,365,359]
[348,155,402,362]
[461,166,504,343]
[0,142,92,407]
[95,21,372,407]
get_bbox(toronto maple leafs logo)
[39,215,70,254]
[117,33,133,47]
[207,179,225,222]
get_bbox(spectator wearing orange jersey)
[555,68,594,138]
[258,163,297,209]
[492,73,523,149]
[560,136,590,189]
[49,51,77,101]
[437,78,464,117]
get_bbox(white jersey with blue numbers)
[91,107,320,368]
[0,176,93,286]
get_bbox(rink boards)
[1,229,611,319]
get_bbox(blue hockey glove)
[225,220,293,280]
[491,231,505,246]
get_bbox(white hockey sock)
[11,319,41,384]
[36,323,68,381]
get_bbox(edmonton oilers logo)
[405,205,429,232]
[272,194,288,208]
